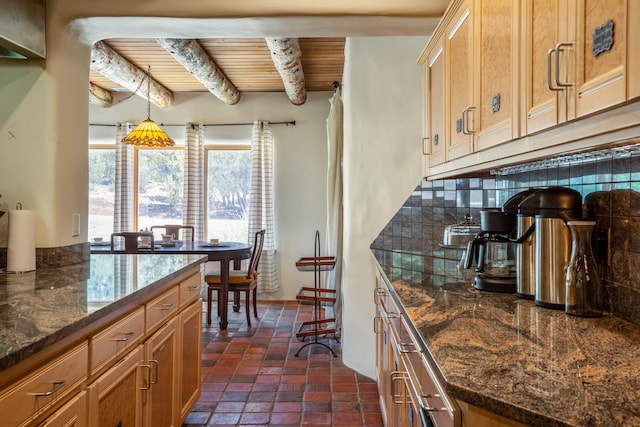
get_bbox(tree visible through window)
[207,149,251,241]
[88,142,251,243]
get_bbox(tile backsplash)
[372,145,640,326]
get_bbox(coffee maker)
[462,208,517,293]
[518,187,582,309]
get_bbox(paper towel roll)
[7,209,36,272]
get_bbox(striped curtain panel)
[183,123,206,242]
[113,123,134,233]
[249,121,280,293]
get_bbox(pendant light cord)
[146,65,151,119]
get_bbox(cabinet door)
[475,0,520,150]
[446,0,475,160]
[423,35,446,168]
[575,0,628,117]
[178,301,201,424]
[87,346,144,427]
[522,0,575,134]
[37,391,87,427]
[144,318,179,427]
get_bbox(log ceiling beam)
[265,38,307,105]
[89,82,114,108]
[90,40,175,109]
[155,38,240,105]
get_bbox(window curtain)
[184,123,205,242]
[249,121,280,293]
[325,87,344,337]
[113,123,134,233]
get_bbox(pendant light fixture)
[122,66,175,147]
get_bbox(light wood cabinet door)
[475,0,520,151]
[423,35,446,168]
[522,0,575,134]
[446,0,475,161]
[575,0,629,117]
[143,318,179,427]
[87,345,144,427]
[178,300,202,424]
[37,391,87,427]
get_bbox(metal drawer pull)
[32,380,66,397]
[547,47,561,91]
[141,364,151,390]
[554,42,574,88]
[111,331,135,342]
[157,303,174,311]
[149,359,159,385]
[390,371,408,404]
[373,315,382,334]
[187,285,201,291]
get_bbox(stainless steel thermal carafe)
[518,187,582,310]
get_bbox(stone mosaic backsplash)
[372,145,640,326]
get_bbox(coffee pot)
[519,187,582,309]
[502,188,540,300]
[462,209,517,293]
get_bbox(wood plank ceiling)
[89,37,345,106]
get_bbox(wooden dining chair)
[150,224,195,241]
[204,229,265,326]
[110,231,155,253]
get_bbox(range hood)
[0,0,45,59]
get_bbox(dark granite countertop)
[0,253,206,373]
[372,249,640,427]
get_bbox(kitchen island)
[0,253,207,426]
[373,249,640,427]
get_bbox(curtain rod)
[89,120,296,127]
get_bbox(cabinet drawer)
[179,273,202,308]
[90,306,145,375]
[146,286,179,333]
[0,342,88,427]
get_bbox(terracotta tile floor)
[183,300,383,427]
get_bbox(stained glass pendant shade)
[122,66,174,147]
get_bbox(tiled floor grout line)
[182,300,383,427]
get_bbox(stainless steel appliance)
[519,187,582,309]
[462,209,517,293]
[503,189,540,300]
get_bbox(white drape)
[113,123,134,233]
[184,123,205,242]
[325,88,344,337]
[249,121,280,293]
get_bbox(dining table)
[90,240,252,329]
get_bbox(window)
[88,127,251,242]
[137,149,184,231]
[207,149,251,241]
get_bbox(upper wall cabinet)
[420,33,446,170]
[523,0,635,134]
[419,0,520,172]
[474,0,521,151]
[422,0,640,179]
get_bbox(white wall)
[90,91,331,301]
[341,37,427,378]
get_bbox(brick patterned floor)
[183,300,383,427]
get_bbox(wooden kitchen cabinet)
[86,345,144,427]
[521,0,574,134]
[178,300,202,422]
[523,0,637,133]
[143,318,179,427]
[419,33,446,170]
[37,391,87,427]
[445,0,475,161]
[474,0,520,151]
[0,342,88,427]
